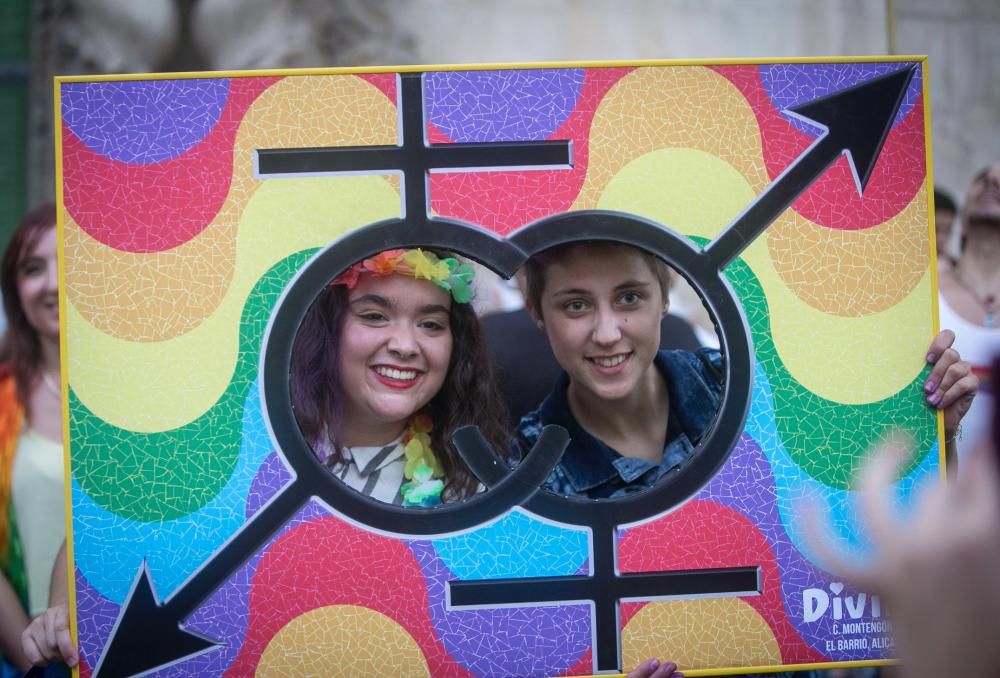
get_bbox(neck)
[340,419,408,449]
[39,335,60,378]
[960,223,1000,265]
[567,363,666,440]
[956,233,1000,287]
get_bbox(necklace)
[41,369,61,399]
[400,415,444,507]
[951,263,1000,328]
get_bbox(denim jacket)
[518,351,829,677]
[518,349,723,499]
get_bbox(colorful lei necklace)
[332,249,476,304]
[400,414,445,507]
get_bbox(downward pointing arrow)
[703,65,916,270]
[92,563,219,678]
[92,426,568,677]
[94,483,308,677]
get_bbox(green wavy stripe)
[723,253,935,489]
[70,250,316,522]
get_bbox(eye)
[418,318,448,332]
[618,291,643,306]
[19,259,44,277]
[563,299,589,314]
[357,311,388,324]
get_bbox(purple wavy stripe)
[74,568,119,670]
[408,540,592,677]
[426,69,584,142]
[245,451,292,519]
[76,453,329,676]
[760,63,921,136]
[160,499,330,676]
[61,79,229,164]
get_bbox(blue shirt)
[517,349,828,677]
[518,348,723,498]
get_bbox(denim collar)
[537,350,717,494]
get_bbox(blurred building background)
[1,0,998,239]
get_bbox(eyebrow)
[550,280,651,297]
[349,294,391,308]
[417,304,450,315]
[349,295,450,316]
[17,256,46,270]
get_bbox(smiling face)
[336,273,453,446]
[534,243,665,405]
[16,225,59,345]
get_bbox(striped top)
[316,434,408,505]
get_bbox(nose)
[591,306,622,346]
[44,260,58,292]
[387,324,419,359]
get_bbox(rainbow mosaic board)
[57,58,940,677]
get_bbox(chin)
[582,378,638,403]
[371,397,426,423]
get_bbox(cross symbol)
[449,520,760,672]
[256,71,762,673]
[256,72,574,225]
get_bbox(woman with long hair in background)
[0,204,69,674]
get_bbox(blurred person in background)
[808,356,1000,678]
[938,163,1000,463]
[933,187,958,270]
[0,204,65,675]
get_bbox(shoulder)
[658,348,722,386]
[0,366,23,424]
[696,347,724,384]
[516,405,545,447]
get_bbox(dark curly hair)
[290,258,510,501]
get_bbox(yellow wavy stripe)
[64,212,236,341]
[767,184,929,316]
[597,147,932,403]
[257,606,429,677]
[580,65,929,319]
[621,599,781,671]
[67,176,401,432]
[66,74,398,342]
[574,65,769,213]
[744,228,932,405]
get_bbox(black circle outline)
[263,217,546,535]
[261,211,751,534]
[510,210,752,527]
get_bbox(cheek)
[428,335,453,375]
[547,318,583,349]
[420,335,453,395]
[337,326,374,384]
[17,278,39,306]
[635,312,662,345]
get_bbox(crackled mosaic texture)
[61,62,935,676]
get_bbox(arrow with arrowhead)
[93,427,568,677]
[89,64,918,677]
[703,65,915,271]
[93,482,307,677]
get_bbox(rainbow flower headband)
[332,249,476,304]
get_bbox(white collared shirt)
[316,434,407,505]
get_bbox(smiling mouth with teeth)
[589,354,629,368]
[373,366,420,381]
